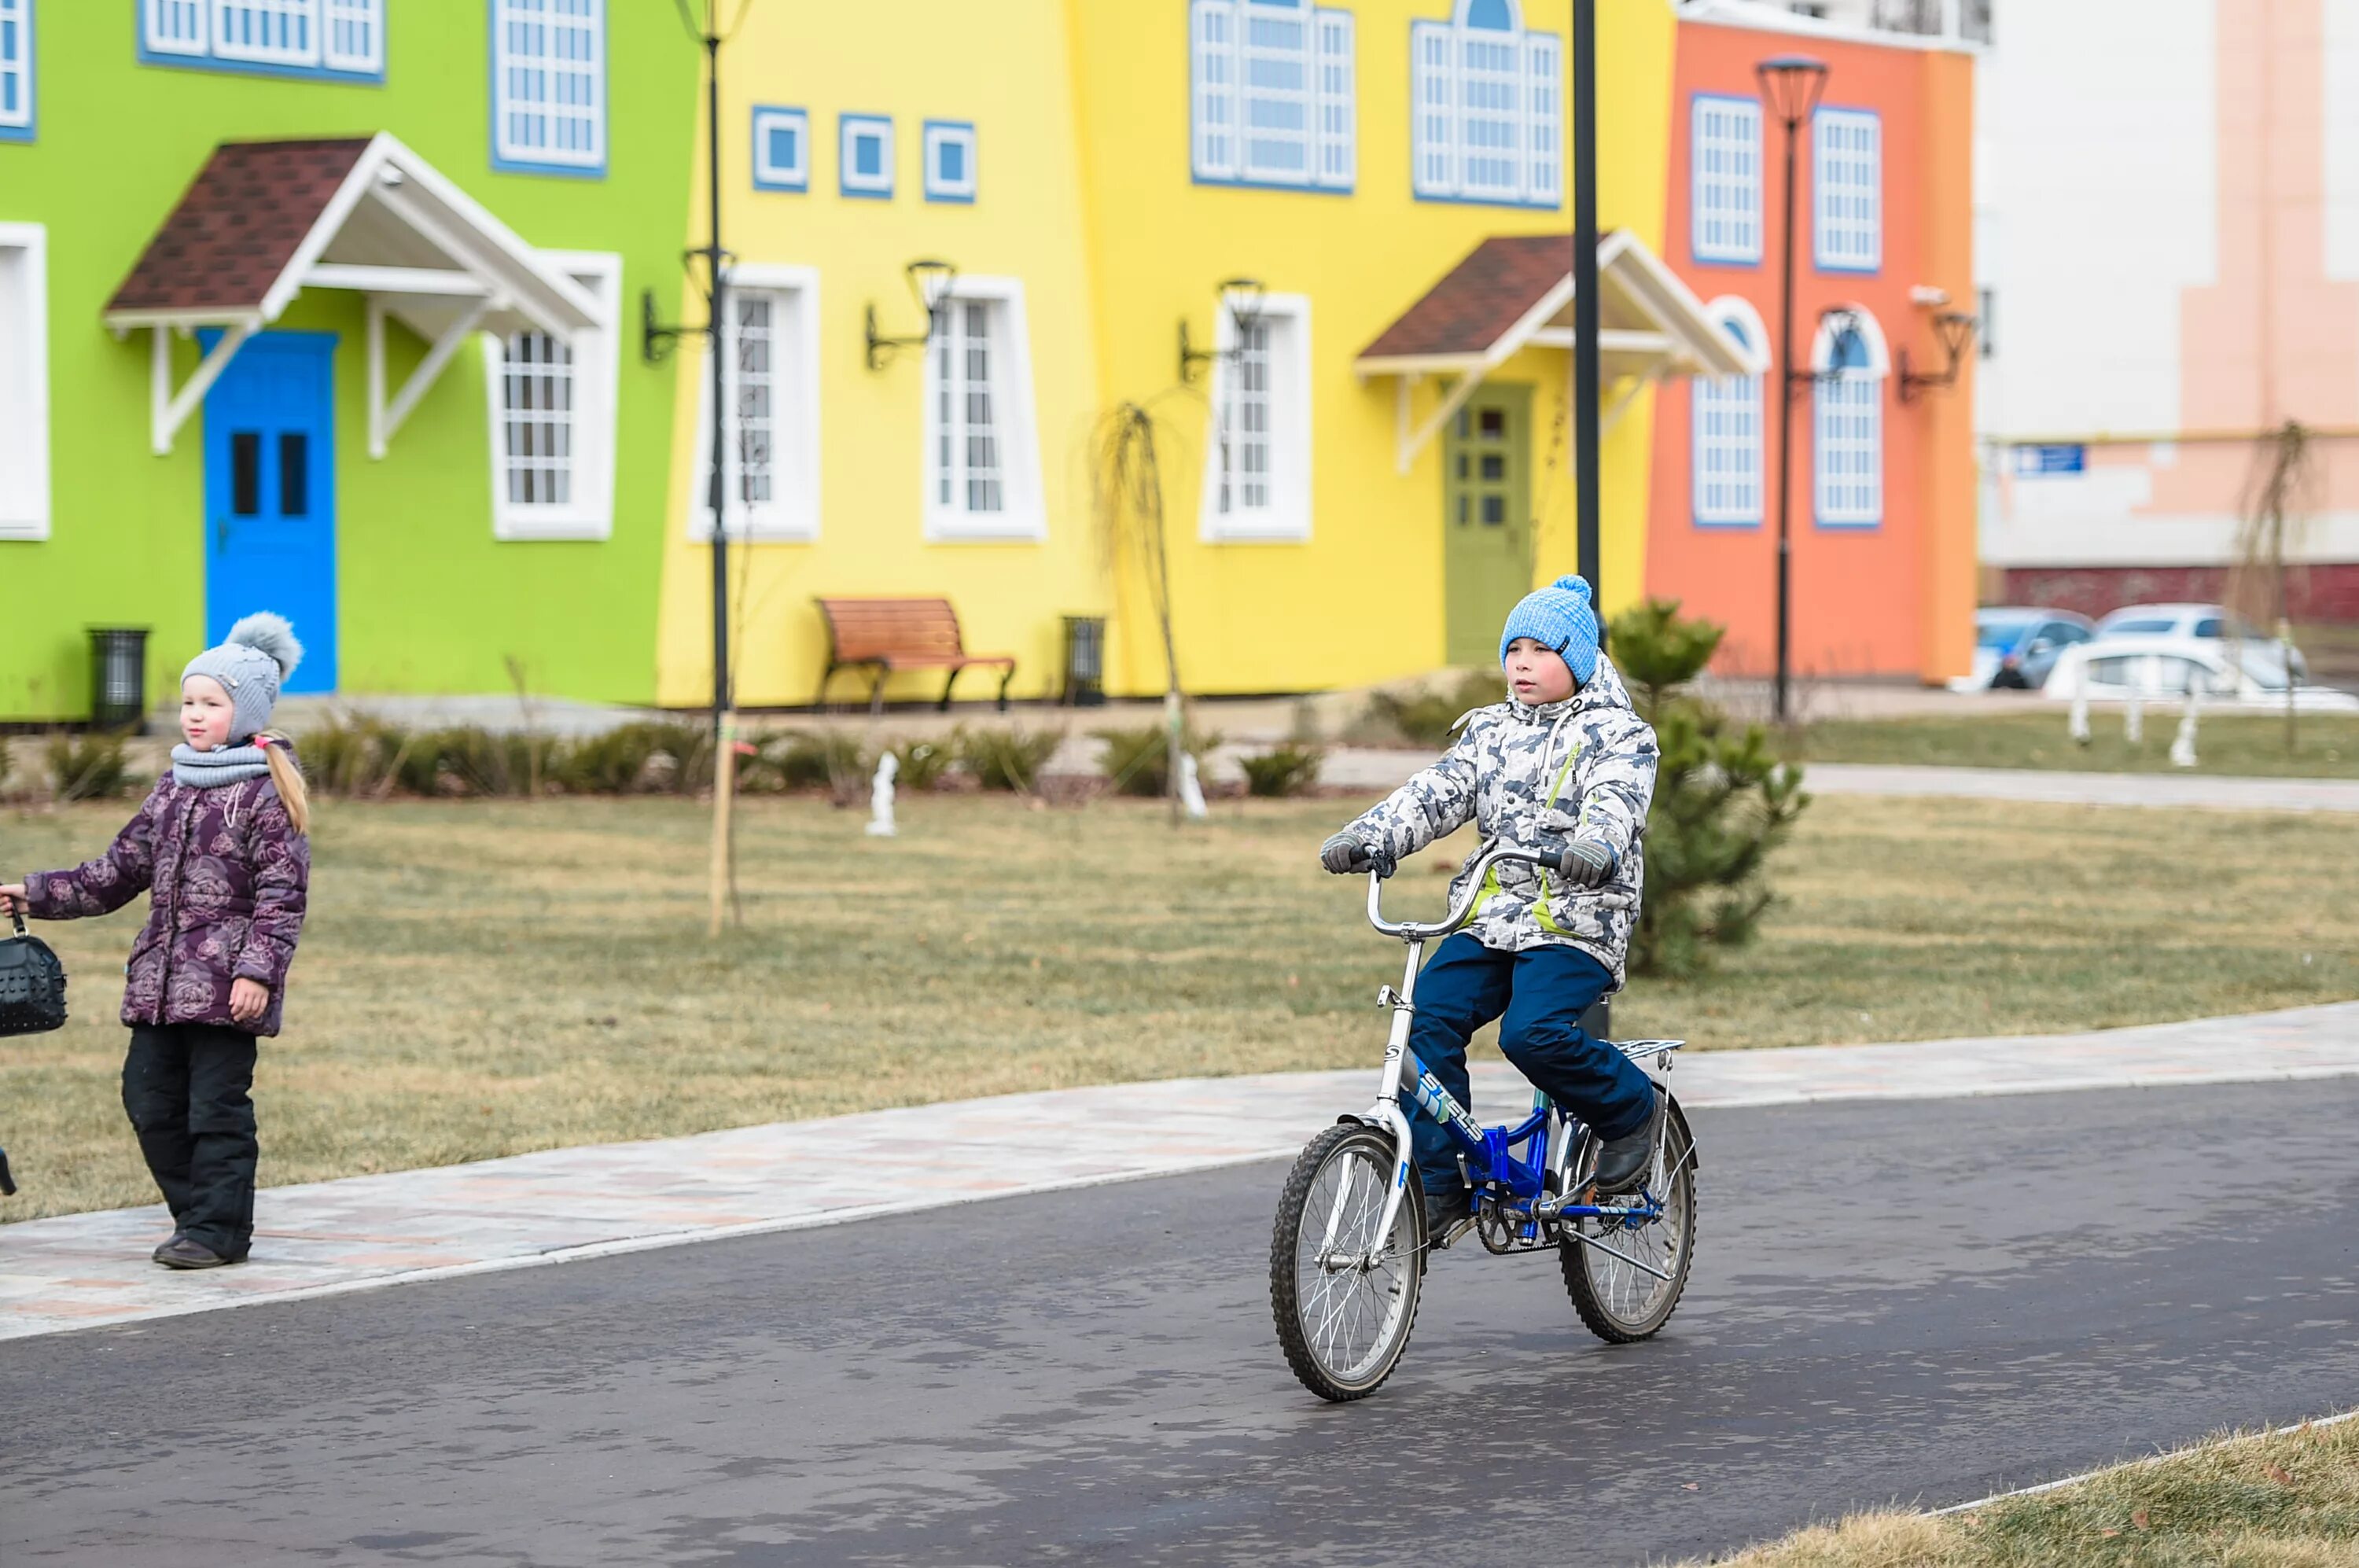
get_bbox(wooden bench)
[815,597,1017,713]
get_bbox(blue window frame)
[1813,317,1884,528]
[1813,105,1880,274]
[1410,0,1560,209]
[752,105,808,193]
[923,120,977,204]
[840,113,893,199]
[1190,0,1356,194]
[1690,93,1761,266]
[1693,310,1765,528]
[491,0,605,177]
[136,0,386,83]
[0,0,32,141]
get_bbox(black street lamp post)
[1572,0,1601,609]
[1756,53,1828,724]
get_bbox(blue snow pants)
[1403,933,1655,1197]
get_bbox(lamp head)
[1220,276,1268,333]
[1754,53,1830,124]
[906,258,959,315]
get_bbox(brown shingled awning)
[1357,230,1762,471]
[109,132,605,457]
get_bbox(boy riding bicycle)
[1320,575,1660,1243]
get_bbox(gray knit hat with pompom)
[182,613,304,741]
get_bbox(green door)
[1444,385,1535,668]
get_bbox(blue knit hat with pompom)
[1497,575,1599,684]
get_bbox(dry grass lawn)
[1685,1415,2359,1566]
[4,792,2356,1221]
[1794,711,2359,778]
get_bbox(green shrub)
[47,733,131,802]
[1362,670,1503,749]
[0,737,12,792]
[750,731,868,795]
[1608,598,1809,977]
[1094,724,1222,798]
[559,721,713,794]
[1239,742,1326,798]
[892,738,957,790]
[956,727,1063,793]
[299,716,412,797]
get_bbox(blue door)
[202,330,337,693]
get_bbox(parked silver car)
[2093,602,2308,679]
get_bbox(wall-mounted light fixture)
[1794,304,1865,391]
[1178,277,1268,384]
[1898,311,1980,403]
[865,258,959,370]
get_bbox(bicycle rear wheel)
[1269,1123,1423,1401]
[1561,1100,1696,1344]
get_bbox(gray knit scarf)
[171,742,271,789]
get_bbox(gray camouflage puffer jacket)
[1343,656,1658,988]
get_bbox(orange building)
[1644,9,1976,684]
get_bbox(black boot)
[1592,1091,1664,1196]
[154,1237,233,1270]
[1421,1183,1473,1249]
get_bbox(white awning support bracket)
[150,318,257,456]
[1599,366,1666,440]
[367,294,494,459]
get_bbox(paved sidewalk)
[3,1001,2354,1342]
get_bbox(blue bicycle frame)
[1354,841,1683,1253]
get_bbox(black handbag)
[0,904,68,1037]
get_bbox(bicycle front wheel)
[1562,1100,1697,1344]
[1269,1123,1423,1401]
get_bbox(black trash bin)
[87,627,150,734]
[1061,615,1106,707]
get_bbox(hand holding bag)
[0,904,68,1037]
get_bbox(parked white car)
[2042,634,2359,711]
[2093,602,2309,679]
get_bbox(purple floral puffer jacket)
[24,773,309,1037]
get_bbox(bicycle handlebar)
[1366,841,1560,942]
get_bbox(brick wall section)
[2002,564,2359,624]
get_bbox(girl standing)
[2,613,311,1269]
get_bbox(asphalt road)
[6,1078,2357,1567]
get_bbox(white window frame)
[751,105,808,193]
[1188,0,1356,193]
[1411,0,1562,208]
[922,119,977,204]
[0,0,32,138]
[921,276,1045,543]
[0,223,50,540]
[1692,296,1765,529]
[839,113,894,199]
[1691,93,1761,266]
[491,0,606,177]
[138,0,383,79]
[1812,105,1881,274]
[686,263,821,543]
[1200,291,1312,544]
[484,251,620,541]
[1810,307,1887,529]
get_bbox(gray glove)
[1556,838,1618,889]
[1320,832,1375,875]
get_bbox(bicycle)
[1268,840,1698,1402]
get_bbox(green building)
[0,2,695,721]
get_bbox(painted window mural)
[1812,311,1886,528]
[840,114,893,198]
[492,0,605,175]
[751,106,808,192]
[1203,293,1312,542]
[1691,94,1761,265]
[1411,0,1560,208]
[1693,301,1765,528]
[0,0,28,138]
[0,224,49,538]
[922,280,1044,540]
[1813,107,1880,272]
[924,120,977,203]
[1189,0,1356,193]
[139,0,384,79]
[935,300,1003,517]
[690,267,821,541]
[485,253,620,540]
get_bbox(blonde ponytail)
[260,730,311,836]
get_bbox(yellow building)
[653,0,1746,708]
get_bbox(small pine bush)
[956,727,1063,793]
[1094,724,1221,797]
[47,733,131,802]
[1363,670,1503,749]
[1239,742,1326,798]
[892,738,957,790]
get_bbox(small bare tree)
[1093,403,1190,826]
[2228,419,2316,753]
